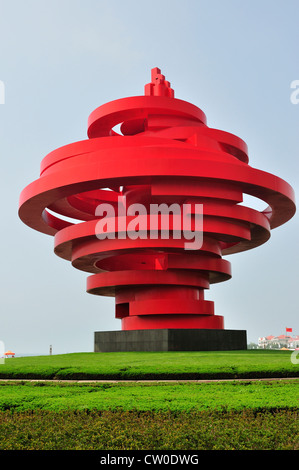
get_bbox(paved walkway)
[0,377,298,383]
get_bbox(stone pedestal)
[94,329,247,352]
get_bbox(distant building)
[258,334,299,349]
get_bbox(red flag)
[286,328,292,333]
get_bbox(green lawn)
[0,379,297,412]
[0,379,297,450]
[0,350,298,380]
[0,351,297,451]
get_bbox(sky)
[0,0,298,355]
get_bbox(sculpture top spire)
[144,67,174,98]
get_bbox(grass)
[0,351,297,451]
[0,349,298,380]
[0,380,298,450]
[0,379,297,412]
[0,409,297,450]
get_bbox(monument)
[19,68,296,351]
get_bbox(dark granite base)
[94,329,247,352]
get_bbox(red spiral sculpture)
[19,68,296,331]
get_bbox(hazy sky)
[0,0,298,355]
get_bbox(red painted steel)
[19,68,296,330]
